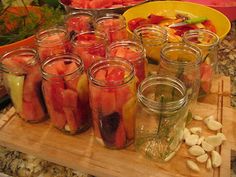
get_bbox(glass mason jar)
[36,26,71,62]
[159,43,201,114]
[65,11,94,35]
[183,29,220,97]
[133,24,168,65]
[107,40,148,85]
[95,13,128,43]
[135,75,189,162]
[0,48,47,123]
[88,58,137,149]
[72,31,107,70]
[41,54,91,134]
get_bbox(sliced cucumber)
[3,73,24,113]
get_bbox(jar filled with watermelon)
[183,29,220,97]
[71,31,107,70]
[65,11,94,35]
[0,48,47,123]
[88,58,137,149]
[41,54,91,134]
[135,75,189,162]
[95,13,128,43]
[36,26,71,62]
[107,40,148,85]
[133,24,167,66]
[159,43,201,120]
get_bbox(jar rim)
[160,43,202,67]
[137,75,188,112]
[133,24,168,45]
[35,26,68,46]
[106,40,146,63]
[183,29,220,48]
[95,13,126,32]
[0,47,38,74]
[41,54,84,80]
[71,30,107,48]
[88,58,135,87]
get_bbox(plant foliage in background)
[0,0,65,46]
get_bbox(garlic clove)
[206,158,212,170]
[203,115,215,124]
[211,150,222,168]
[196,153,208,163]
[185,134,199,146]
[188,145,205,156]
[217,132,226,141]
[201,140,214,152]
[197,136,205,145]
[193,115,203,121]
[187,160,200,172]
[205,135,223,147]
[190,127,202,135]
[206,119,222,131]
[183,128,191,141]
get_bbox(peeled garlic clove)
[184,128,191,141]
[185,134,199,146]
[206,119,222,131]
[205,135,223,147]
[196,153,208,163]
[201,140,214,152]
[211,150,222,168]
[217,132,226,141]
[188,145,205,156]
[190,127,202,135]
[206,158,212,170]
[197,136,205,145]
[204,115,215,124]
[193,115,203,121]
[187,160,200,172]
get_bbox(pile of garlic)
[184,115,226,172]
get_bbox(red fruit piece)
[89,0,113,8]
[62,89,79,133]
[173,24,197,37]
[147,14,165,24]
[200,63,213,93]
[128,17,149,31]
[106,67,125,83]
[202,20,217,33]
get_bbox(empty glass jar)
[135,75,188,162]
[183,29,220,97]
[159,43,201,113]
[133,24,167,65]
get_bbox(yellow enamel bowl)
[123,1,231,40]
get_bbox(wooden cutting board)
[0,76,234,177]
[0,102,235,177]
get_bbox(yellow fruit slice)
[3,73,24,113]
[77,73,89,101]
[122,96,137,140]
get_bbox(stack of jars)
[0,9,220,162]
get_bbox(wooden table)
[0,76,235,177]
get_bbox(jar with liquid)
[71,30,107,70]
[183,29,220,97]
[0,48,47,123]
[41,54,91,134]
[133,24,167,65]
[107,40,148,85]
[159,43,201,114]
[36,26,71,62]
[135,75,188,162]
[88,58,137,149]
[95,13,128,43]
